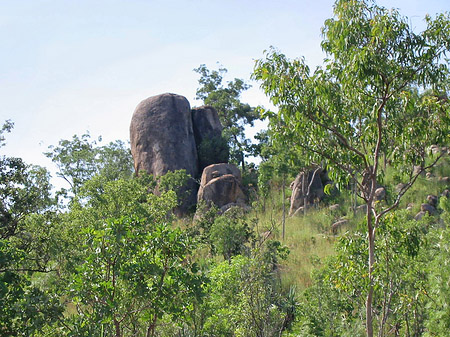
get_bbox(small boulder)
[426,195,438,207]
[197,163,246,210]
[200,163,241,187]
[438,177,450,184]
[395,183,407,194]
[331,219,348,234]
[414,211,427,221]
[356,204,368,214]
[413,165,425,176]
[289,168,324,216]
[430,145,441,155]
[442,189,450,198]
[374,187,386,201]
[292,204,313,217]
[329,204,340,212]
[421,203,437,215]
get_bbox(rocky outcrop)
[192,106,229,171]
[289,168,327,216]
[130,94,229,214]
[197,163,246,211]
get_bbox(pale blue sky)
[1,0,448,185]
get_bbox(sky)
[1,0,449,187]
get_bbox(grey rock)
[431,145,441,155]
[356,204,368,214]
[421,203,437,215]
[198,164,246,209]
[414,211,427,221]
[331,219,348,234]
[426,194,438,207]
[329,204,340,212]
[395,183,407,194]
[292,204,314,217]
[130,93,198,177]
[374,187,386,201]
[442,189,450,198]
[289,168,324,216]
[130,93,199,212]
[438,177,450,184]
[191,106,228,171]
[413,165,425,176]
[200,163,241,187]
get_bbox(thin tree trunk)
[302,171,307,216]
[366,205,375,337]
[282,174,286,240]
[114,318,121,337]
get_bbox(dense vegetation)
[1,1,450,336]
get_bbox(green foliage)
[191,249,292,337]
[197,135,229,171]
[45,133,133,195]
[50,174,205,336]
[66,216,204,336]
[0,120,14,148]
[1,157,54,239]
[424,226,450,336]
[0,121,63,335]
[210,208,253,260]
[194,64,260,169]
[296,211,438,336]
[158,169,191,209]
[254,2,450,334]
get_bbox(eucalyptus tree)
[253,1,450,335]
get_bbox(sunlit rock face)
[197,163,246,211]
[130,93,198,178]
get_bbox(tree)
[194,64,260,171]
[1,121,63,335]
[45,133,133,196]
[253,1,450,335]
[49,174,205,336]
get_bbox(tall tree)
[1,121,63,335]
[194,64,260,171]
[253,1,450,335]
[45,133,133,196]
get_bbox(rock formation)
[130,93,198,178]
[130,94,233,214]
[130,93,199,211]
[191,106,229,171]
[197,163,246,212]
[289,168,326,216]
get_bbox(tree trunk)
[282,175,286,240]
[114,318,121,337]
[302,171,307,216]
[366,197,375,337]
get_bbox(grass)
[257,154,450,292]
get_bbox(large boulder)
[191,106,228,171]
[130,93,199,211]
[130,93,198,177]
[197,163,246,210]
[289,168,325,216]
